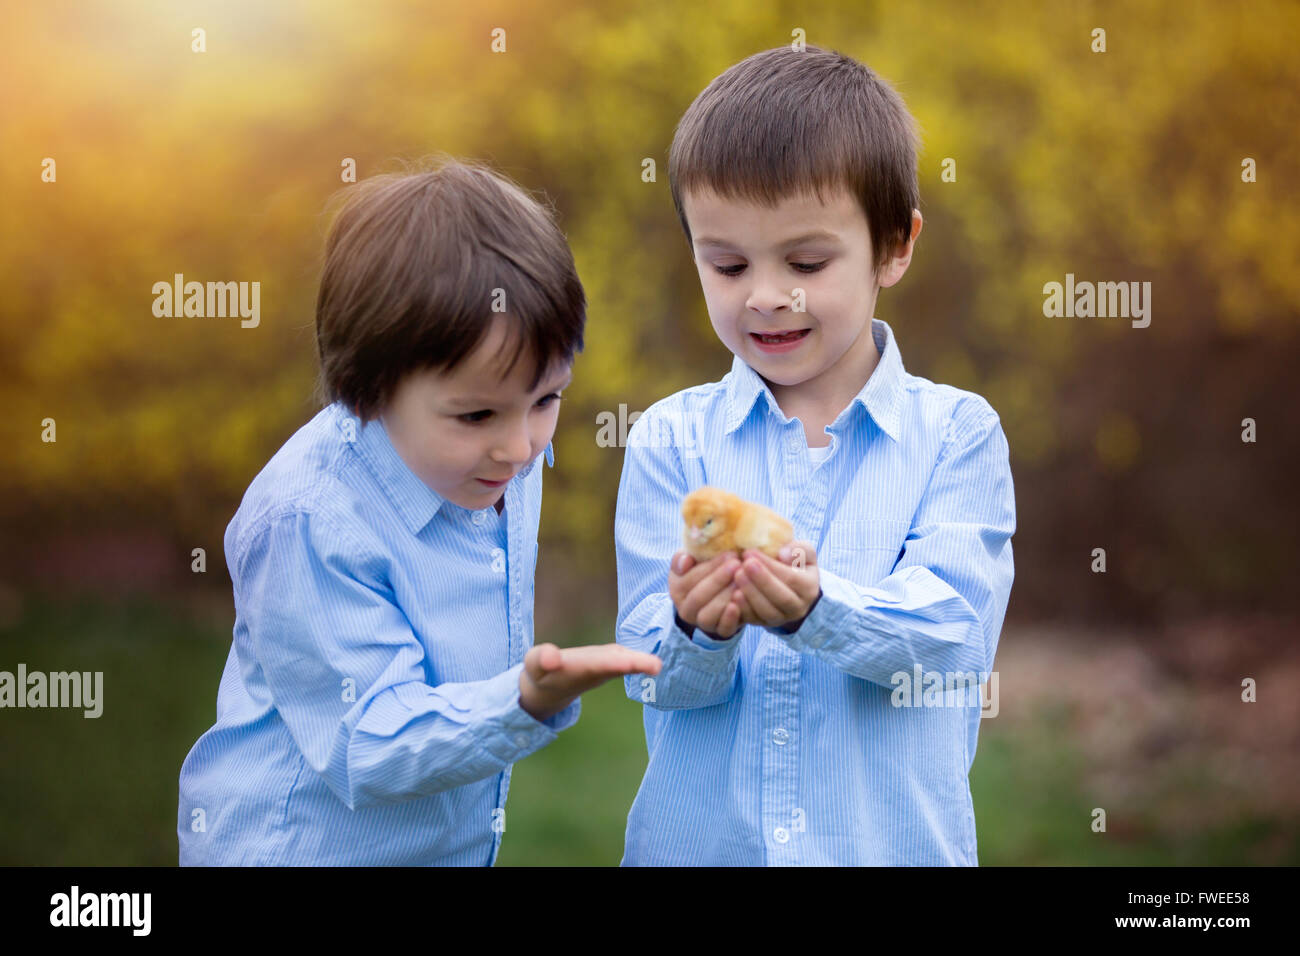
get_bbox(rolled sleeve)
[238,509,572,810]
[772,406,1015,687]
[614,405,742,709]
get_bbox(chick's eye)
[704,518,713,527]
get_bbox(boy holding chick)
[614,46,1016,865]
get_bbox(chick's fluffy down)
[681,486,794,561]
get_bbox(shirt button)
[786,435,801,453]
[773,827,790,844]
[472,510,488,526]
[514,733,529,747]
[772,728,789,745]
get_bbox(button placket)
[760,641,801,861]
[503,484,524,666]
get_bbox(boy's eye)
[712,261,827,278]
[458,393,560,425]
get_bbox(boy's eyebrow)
[446,370,573,407]
[695,229,842,250]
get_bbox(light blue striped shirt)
[178,401,575,865]
[614,318,1015,865]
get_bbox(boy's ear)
[877,209,923,289]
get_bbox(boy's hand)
[519,643,662,723]
[731,541,822,631]
[669,551,744,640]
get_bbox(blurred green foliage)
[2,597,1293,865]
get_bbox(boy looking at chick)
[614,47,1015,865]
[179,157,660,866]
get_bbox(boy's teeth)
[756,330,807,342]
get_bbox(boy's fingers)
[522,647,537,681]
[734,591,761,625]
[683,557,738,611]
[694,571,739,631]
[524,643,562,681]
[562,644,662,676]
[673,554,739,628]
[718,600,740,637]
[745,549,809,588]
[731,588,760,624]
[612,647,662,675]
[739,555,801,618]
[681,552,731,587]
[711,556,741,588]
[537,643,562,672]
[777,541,818,567]
[736,572,782,622]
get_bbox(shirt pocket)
[821,518,911,585]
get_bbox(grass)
[0,595,1293,865]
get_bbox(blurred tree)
[0,0,1296,622]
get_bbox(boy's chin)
[746,353,816,387]
[436,481,505,511]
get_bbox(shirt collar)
[723,318,904,442]
[517,440,556,477]
[341,404,447,536]
[336,403,555,536]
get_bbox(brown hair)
[669,46,920,274]
[314,155,586,423]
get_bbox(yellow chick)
[681,486,794,561]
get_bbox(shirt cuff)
[538,696,581,732]
[767,571,859,653]
[671,607,741,654]
[661,601,742,671]
[473,661,580,764]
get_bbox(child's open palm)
[519,643,661,723]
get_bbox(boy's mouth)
[750,328,811,351]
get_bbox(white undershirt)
[808,443,832,466]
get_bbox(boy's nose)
[746,277,792,315]
[492,423,534,466]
